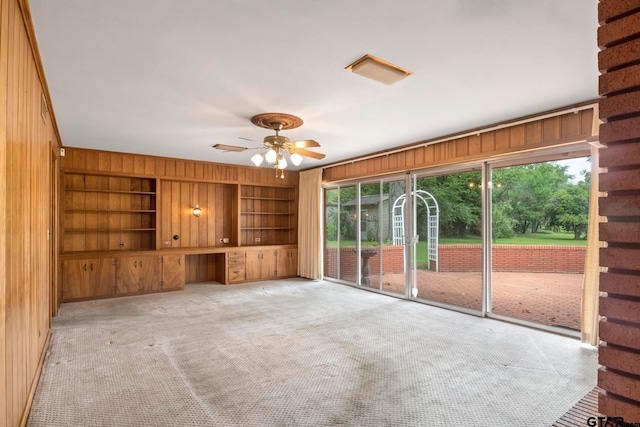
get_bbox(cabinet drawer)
[228,268,245,283]
[228,256,245,266]
[228,251,244,259]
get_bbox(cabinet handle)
[178,258,181,265]
[83,263,87,271]
[90,264,94,271]
[134,260,137,267]
[140,261,143,267]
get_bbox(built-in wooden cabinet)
[60,153,299,301]
[245,249,277,281]
[236,248,296,283]
[62,173,156,253]
[61,254,185,302]
[116,256,162,294]
[241,185,297,246]
[61,258,116,300]
[227,250,246,284]
[276,248,298,278]
[162,254,186,289]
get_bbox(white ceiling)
[29,0,598,171]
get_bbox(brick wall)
[597,0,640,420]
[325,244,586,276]
[324,246,405,279]
[438,245,586,273]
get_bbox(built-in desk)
[59,245,297,302]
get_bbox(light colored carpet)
[28,279,598,426]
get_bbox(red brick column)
[597,0,640,420]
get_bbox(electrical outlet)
[255,237,261,243]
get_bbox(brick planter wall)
[438,244,586,273]
[325,244,586,276]
[324,246,405,278]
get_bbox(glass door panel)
[324,188,340,281]
[358,182,382,290]
[379,179,407,296]
[338,186,357,284]
[490,158,589,331]
[412,170,483,311]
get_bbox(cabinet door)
[93,258,118,297]
[116,256,161,294]
[242,250,278,281]
[62,258,115,301]
[245,251,262,281]
[62,259,92,300]
[277,248,298,277]
[261,250,277,279]
[162,255,185,290]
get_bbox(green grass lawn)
[326,232,586,247]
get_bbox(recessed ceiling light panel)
[345,54,412,85]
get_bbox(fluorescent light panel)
[345,54,412,85]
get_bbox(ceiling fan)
[213,113,326,178]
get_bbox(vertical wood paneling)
[2,0,58,424]
[322,108,597,182]
[494,128,510,150]
[159,181,239,249]
[0,2,9,423]
[122,154,133,174]
[510,125,525,147]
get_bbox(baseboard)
[19,330,51,427]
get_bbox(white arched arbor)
[392,190,439,272]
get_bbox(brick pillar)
[597,0,640,421]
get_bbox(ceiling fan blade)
[238,136,261,143]
[287,139,320,149]
[212,144,248,152]
[291,148,326,160]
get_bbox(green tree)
[492,163,572,234]
[549,172,590,239]
[416,171,482,238]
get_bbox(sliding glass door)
[323,149,589,334]
[411,169,483,313]
[323,177,408,296]
[488,157,589,332]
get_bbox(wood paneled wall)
[322,107,597,182]
[597,0,640,421]
[1,0,60,425]
[61,147,299,187]
[160,181,237,249]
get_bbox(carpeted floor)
[28,279,598,426]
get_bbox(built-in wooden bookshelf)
[62,173,157,252]
[240,185,297,246]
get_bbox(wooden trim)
[15,0,62,149]
[319,101,598,171]
[59,244,298,260]
[61,147,300,187]
[322,107,597,183]
[0,0,9,422]
[18,330,51,427]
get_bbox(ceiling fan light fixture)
[290,152,303,166]
[345,54,412,85]
[265,149,277,163]
[278,156,288,169]
[250,153,264,166]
